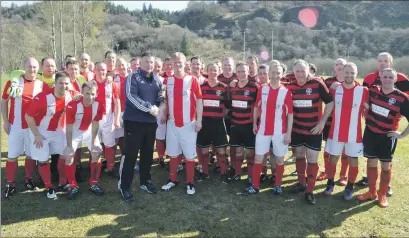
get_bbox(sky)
[1,1,190,12]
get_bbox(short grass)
[1,76,409,237]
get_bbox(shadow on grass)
[1,158,376,237]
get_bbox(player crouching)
[25,72,73,200]
[63,81,104,200]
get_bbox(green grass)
[1,76,409,237]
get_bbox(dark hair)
[247,55,259,64]
[258,64,267,70]
[190,56,201,63]
[82,80,98,91]
[104,50,115,58]
[130,57,140,62]
[65,60,79,68]
[309,63,317,74]
[65,55,74,60]
[164,57,171,62]
[55,71,70,83]
[141,51,154,58]
[41,57,54,66]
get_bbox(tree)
[71,1,77,56]
[59,2,65,68]
[142,3,147,14]
[148,3,153,13]
[35,1,57,60]
[180,33,192,56]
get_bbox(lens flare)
[260,51,269,61]
[298,8,319,28]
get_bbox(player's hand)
[3,121,10,135]
[387,131,403,140]
[284,132,291,144]
[230,80,238,87]
[114,119,120,129]
[310,121,325,135]
[106,76,113,83]
[195,121,202,132]
[72,93,83,101]
[253,123,258,135]
[363,102,369,110]
[330,82,341,90]
[63,146,75,156]
[34,134,46,149]
[91,143,103,153]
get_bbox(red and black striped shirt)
[363,71,409,96]
[286,78,333,135]
[229,81,258,125]
[281,73,296,85]
[366,86,409,134]
[218,73,238,85]
[201,81,229,118]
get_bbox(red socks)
[58,159,67,185]
[367,166,378,194]
[65,164,77,188]
[252,163,263,189]
[202,152,210,175]
[217,153,228,174]
[6,161,18,185]
[379,168,392,196]
[156,140,166,158]
[186,160,195,184]
[24,157,36,182]
[323,151,329,173]
[90,162,102,186]
[38,163,52,188]
[275,164,284,186]
[306,163,319,193]
[348,166,359,184]
[235,155,243,175]
[104,147,115,171]
[327,162,337,179]
[295,158,307,185]
[340,154,349,177]
[247,153,255,178]
[169,157,179,182]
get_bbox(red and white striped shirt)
[1,76,50,129]
[66,98,103,131]
[80,71,94,81]
[96,80,119,115]
[164,75,202,127]
[329,84,368,143]
[26,91,72,131]
[114,74,127,112]
[256,85,293,135]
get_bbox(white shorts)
[325,139,363,158]
[70,128,101,152]
[156,118,166,141]
[115,112,124,139]
[256,133,288,157]
[29,127,65,162]
[166,120,197,160]
[98,113,116,147]
[7,124,31,158]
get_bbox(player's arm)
[388,98,409,139]
[252,89,262,134]
[311,82,334,135]
[91,121,100,148]
[25,113,44,149]
[64,124,74,156]
[285,91,294,144]
[1,81,11,134]
[112,82,121,128]
[193,78,203,132]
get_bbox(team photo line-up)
[2,50,409,208]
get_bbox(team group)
[2,50,409,207]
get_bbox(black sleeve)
[395,80,409,93]
[362,82,369,88]
[318,81,333,104]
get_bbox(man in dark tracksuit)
[118,52,165,202]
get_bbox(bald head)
[24,57,39,80]
[79,53,91,70]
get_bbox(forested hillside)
[1,1,408,76]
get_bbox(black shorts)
[290,132,322,151]
[323,125,330,141]
[363,127,397,163]
[229,123,255,149]
[197,118,229,148]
